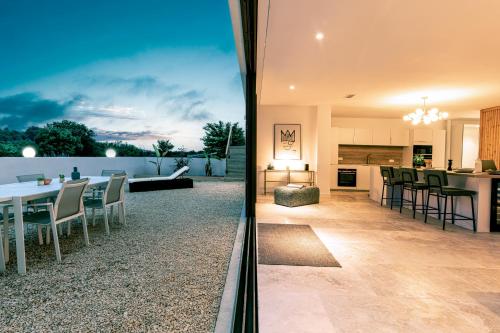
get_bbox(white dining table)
[0,176,109,274]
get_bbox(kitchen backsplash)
[338,145,403,165]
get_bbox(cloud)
[158,89,213,121]
[94,129,178,141]
[0,92,78,130]
[70,95,139,120]
[79,75,178,95]
[0,48,245,150]
[80,75,212,121]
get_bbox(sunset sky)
[0,0,244,150]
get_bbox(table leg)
[13,197,26,275]
[264,173,267,195]
[3,206,9,263]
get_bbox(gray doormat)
[258,223,341,267]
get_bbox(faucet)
[366,154,372,164]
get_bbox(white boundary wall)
[0,157,226,184]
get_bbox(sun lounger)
[128,166,193,192]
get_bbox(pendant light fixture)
[403,97,448,125]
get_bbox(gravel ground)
[0,181,244,332]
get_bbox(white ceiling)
[257,0,500,119]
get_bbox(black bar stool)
[423,170,477,232]
[380,166,403,209]
[399,168,429,218]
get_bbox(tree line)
[0,120,244,158]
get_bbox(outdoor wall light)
[105,148,117,158]
[22,146,36,158]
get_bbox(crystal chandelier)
[403,97,448,125]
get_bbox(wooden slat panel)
[479,106,500,168]
[338,145,403,165]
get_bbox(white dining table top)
[0,176,109,203]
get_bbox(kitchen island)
[369,166,500,232]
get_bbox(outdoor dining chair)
[16,173,52,245]
[84,174,126,235]
[22,178,90,263]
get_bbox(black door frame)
[234,0,258,332]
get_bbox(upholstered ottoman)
[274,186,320,207]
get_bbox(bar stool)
[380,166,403,209]
[423,170,477,232]
[399,168,428,218]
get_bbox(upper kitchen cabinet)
[432,129,446,168]
[372,128,391,145]
[390,128,410,146]
[353,128,373,145]
[413,128,433,144]
[338,128,355,144]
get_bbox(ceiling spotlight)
[289,85,296,90]
[315,32,324,40]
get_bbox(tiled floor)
[257,192,500,333]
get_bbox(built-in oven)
[338,169,357,187]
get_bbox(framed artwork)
[274,124,301,160]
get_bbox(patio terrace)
[0,180,244,332]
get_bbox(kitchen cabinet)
[338,128,354,144]
[354,128,373,145]
[432,129,446,168]
[390,128,410,146]
[356,165,371,190]
[413,128,433,144]
[372,128,391,145]
[330,164,371,190]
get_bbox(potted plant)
[174,147,190,172]
[37,177,45,186]
[413,154,425,168]
[148,140,173,175]
[267,163,274,170]
[59,174,65,183]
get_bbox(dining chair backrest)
[400,168,418,184]
[54,178,89,221]
[423,170,448,193]
[380,166,399,185]
[101,169,126,177]
[380,166,392,180]
[105,174,126,205]
[392,168,402,182]
[17,174,45,183]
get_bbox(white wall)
[257,105,318,194]
[316,106,331,194]
[461,124,480,168]
[0,157,226,184]
[449,119,480,169]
